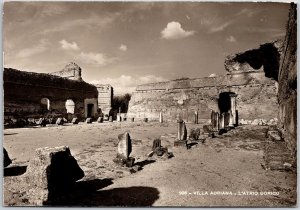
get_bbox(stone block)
[71,118,79,124]
[97,117,104,123]
[25,146,84,205]
[37,118,47,127]
[4,148,12,167]
[117,132,132,159]
[86,118,92,124]
[189,128,201,140]
[56,118,64,125]
[144,118,148,122]
[152,139,161,151]
[109,116,113,122]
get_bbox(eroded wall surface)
[277,4,297,159]
[128,71,278,121]
[4,68,98,119]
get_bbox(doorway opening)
[218,92,235,113]
[87,104,94,118]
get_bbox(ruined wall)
[95,84,113,114]
[277,4,297,159]
[127,71,278,121]
[49,62,82,81]
[4,68,98,119]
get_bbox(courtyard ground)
[3,121,297,207]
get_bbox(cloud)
[119,44,128,51]
[235,8,256,17]
[77,52,114,66]
[209,21,233,33]
[17,39,49,58]
[226,36,236,42]
[40,15,115,35]
[91,74,167,95]
[161,21,195,40]
[59,40,80,51]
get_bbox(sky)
[3,2,290,94]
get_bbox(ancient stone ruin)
[25,146,84,205]
[113,132,135,167]
[3,62,113,124]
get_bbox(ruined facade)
[49,62,82,81]
[127,41,281,122]
[4,63,113,120]
[94,84,113,115]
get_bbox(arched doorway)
[41,98,50,111]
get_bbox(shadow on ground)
[49,179,160,207]
[4,166,27,176]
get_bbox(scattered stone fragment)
[189,128,201,140]
[55,118,64,125]
[113,132,135,167]
[4,148,12,167]
[267,130,282,141]
[25,146,84,205]
[86,118,92,124]
[97,117,103,123]
[71,118,79,124]
[37,118,47,127]
[203,125,212,134]
[152,139,161,151]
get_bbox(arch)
[65,99,75,114]
[41,97,51,111]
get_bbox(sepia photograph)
[2,1,297,207]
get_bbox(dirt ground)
[3,121,297,207]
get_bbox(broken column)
[224,112,230,128]
[109,116,113,122]
[25,146,84,205]
[113,132,135,167]
[194,111,198,124]
[174,116,187,147]
[117,115,122,122]
[97,117,103,123]
[219,113,225,130]
[228,111,234,128]
[159,112,163,123]
[229,93,237,126]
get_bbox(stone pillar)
[219,113,225,129]
[114,132,135,167]
[159,112,163,123]
[235,110,239,126]
[194,111,198,124]
[109,116,113,122]
[224,112,230,128]
[117,115,121,122]
[229,94,237,126]
[177,120,183,140]
[216,112,219,131]
[228,111,234,128]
